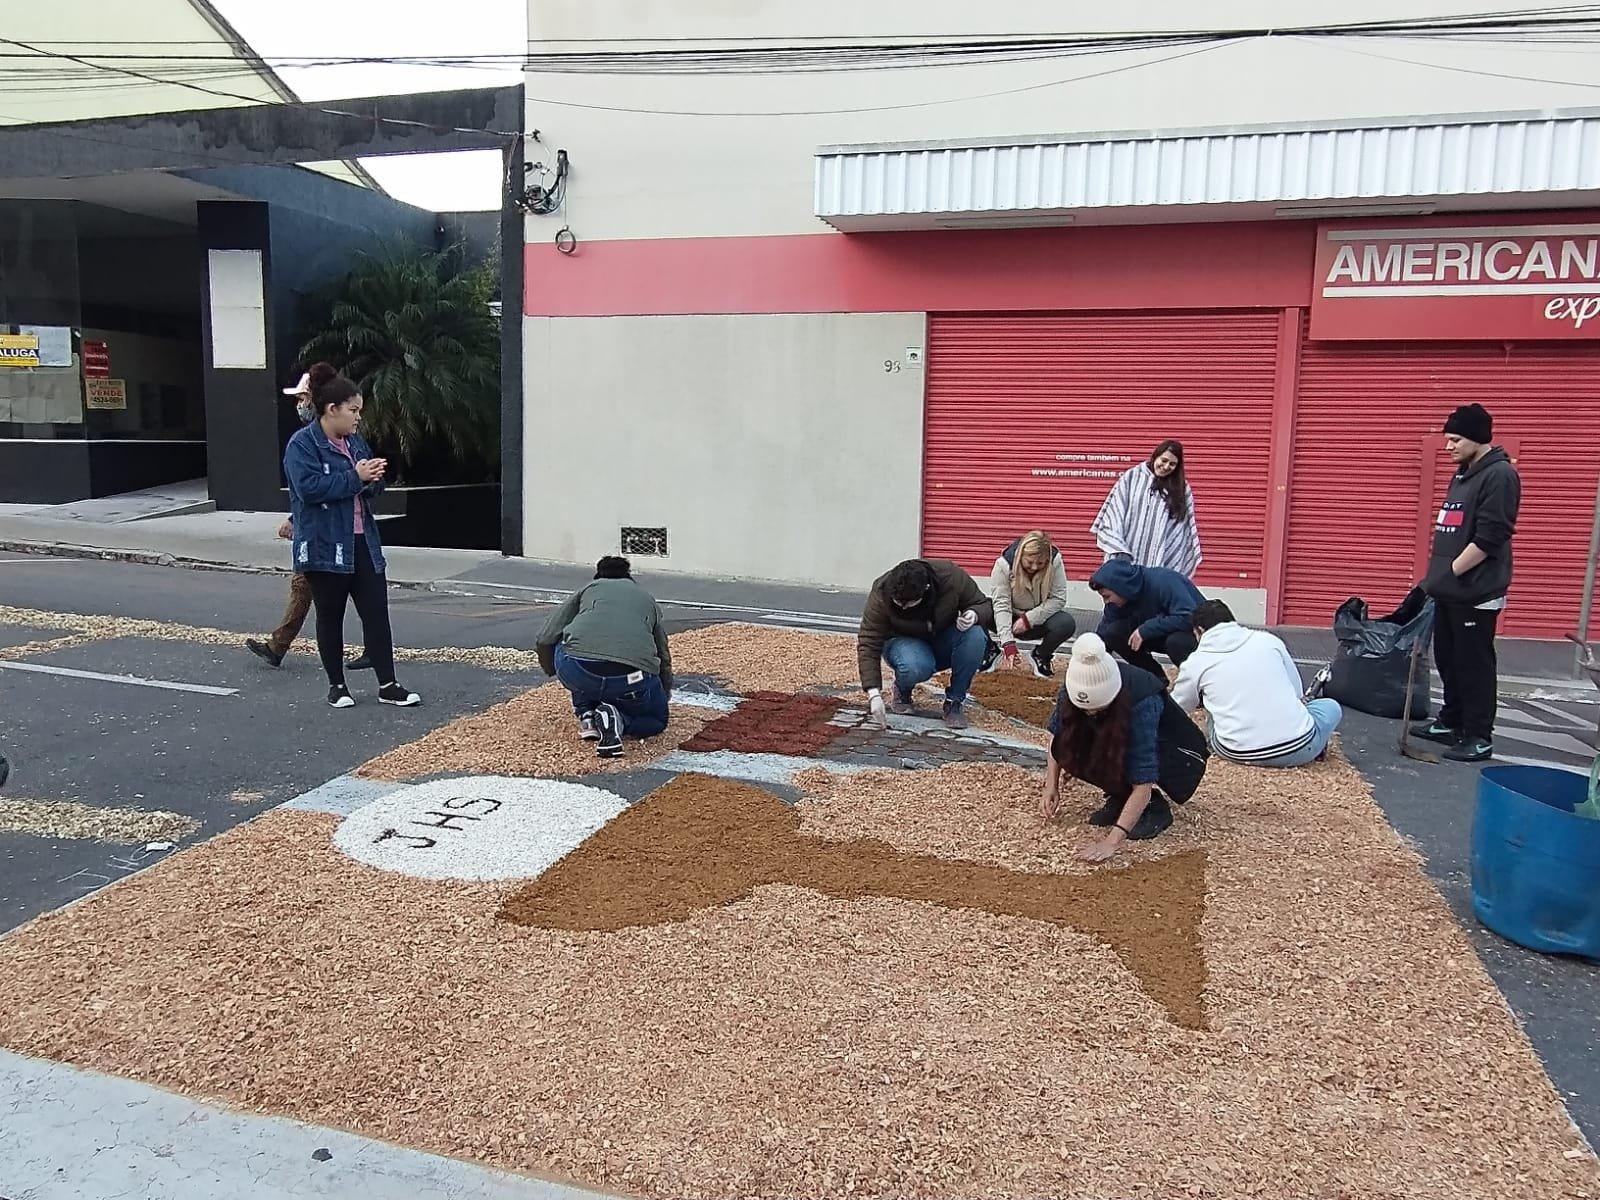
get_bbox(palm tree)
[298,244,500,483]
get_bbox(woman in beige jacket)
[983,530,1076,678]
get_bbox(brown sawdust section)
[968,669,1060,725]
[500,774,1206,1029]
[679,691,847,757]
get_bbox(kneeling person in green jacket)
[536,556,674,759]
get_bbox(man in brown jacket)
[858,558,994,730]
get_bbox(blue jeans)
[1251,699,1343,768]
[884,624,988,706]
[553,644,670,738]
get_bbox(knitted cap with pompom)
[1064,633,1123,711]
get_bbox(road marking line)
[1521,698,1594,730]
[0,661,237,696]
[1491,724,1593,758]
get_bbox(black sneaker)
[1409,720,1459,746]
[1087,795,1125,827]
[1443,736,1493,763]
[594,702,624,758]
[941,699,969,731]
[346,652,373,672]
[1124,791,1174,840]
[378,682,422,708]
[1303,664,1332,702]
[578,711,601,741]
[979,637,1003,674]
[246,638,285,669]
[327,684,355,709]
[1031,647,1055,678]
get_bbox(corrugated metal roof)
[815,110,1600,231]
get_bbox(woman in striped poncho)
[1091,439,1202,577]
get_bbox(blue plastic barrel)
[1470,765,1600,961]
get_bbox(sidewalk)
[2,506,1593,699]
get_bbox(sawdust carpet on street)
[968,669,1060,724]
[499,773,1208,1029]
[355,682,709,781]
[0,624,1593,1199]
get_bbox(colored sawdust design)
[679,690,848,756]
[498,773,1208,1029]
[969,670,1061,726]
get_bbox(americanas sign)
[1310,221,1600,340]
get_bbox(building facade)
[521,2,1600,635]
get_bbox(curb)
[0,538,435,590]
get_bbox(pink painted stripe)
[525,223,1319,318]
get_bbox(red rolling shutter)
[922,312,1281,591]
[1282,340,1600,637]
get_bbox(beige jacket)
[989,549,1070,644]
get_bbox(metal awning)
[815,109,1600,232]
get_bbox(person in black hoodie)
[1413,403,1521,763]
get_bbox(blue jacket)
[283,421,386,575]
[1091,560,1203,642]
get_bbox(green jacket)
[536,578,673,693]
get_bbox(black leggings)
[304,538,396,686]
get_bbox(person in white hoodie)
[1172,600,1342,768]
[980,530,1076,678]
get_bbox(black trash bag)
[1320,586,1435,720]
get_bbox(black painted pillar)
[499,135,525,556]
[197,200,284,512]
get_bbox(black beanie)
[1443,403,1493,444]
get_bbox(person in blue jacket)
[283,363,421,710]
[1089,558,1205,686]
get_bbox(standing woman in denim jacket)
[283,363,421,709]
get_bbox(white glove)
[867,689,887,728]
[956,609,977,632]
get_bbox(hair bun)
[306,362,338,389]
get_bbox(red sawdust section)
[499,774,1207,1028]
[968,669,1060,725]
[354,682,707,781]
[679,691,847,756]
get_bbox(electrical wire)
[1307,33,1600,90]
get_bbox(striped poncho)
[1090,462,1203,577]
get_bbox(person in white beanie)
[1041,632,1210,862]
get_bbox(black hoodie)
[1422,446,1520,606]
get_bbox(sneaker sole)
[597,745,624,758]
[580,731,601,741]
[380,696,422,708]
[329,697,355,709]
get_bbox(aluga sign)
[1309,221,1600,340]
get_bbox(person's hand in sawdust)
[1002,642,1025,671]
[1077,833,1124,864]
[1041,748,1065,822]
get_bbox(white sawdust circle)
[333,776,628,881]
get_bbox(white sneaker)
[378,682,422,708]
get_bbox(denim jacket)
[283,421,386,575]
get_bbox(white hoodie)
[1171,622,1315,762]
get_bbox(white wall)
[526,1,1600,241]
[523,312,927,587]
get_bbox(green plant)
[298,243,500,484]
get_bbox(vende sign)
[1310,221,1600,340]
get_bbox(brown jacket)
[856,559,994,691]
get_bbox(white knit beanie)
[1064,633,1123,710]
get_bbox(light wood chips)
[0,625,1592,1199]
